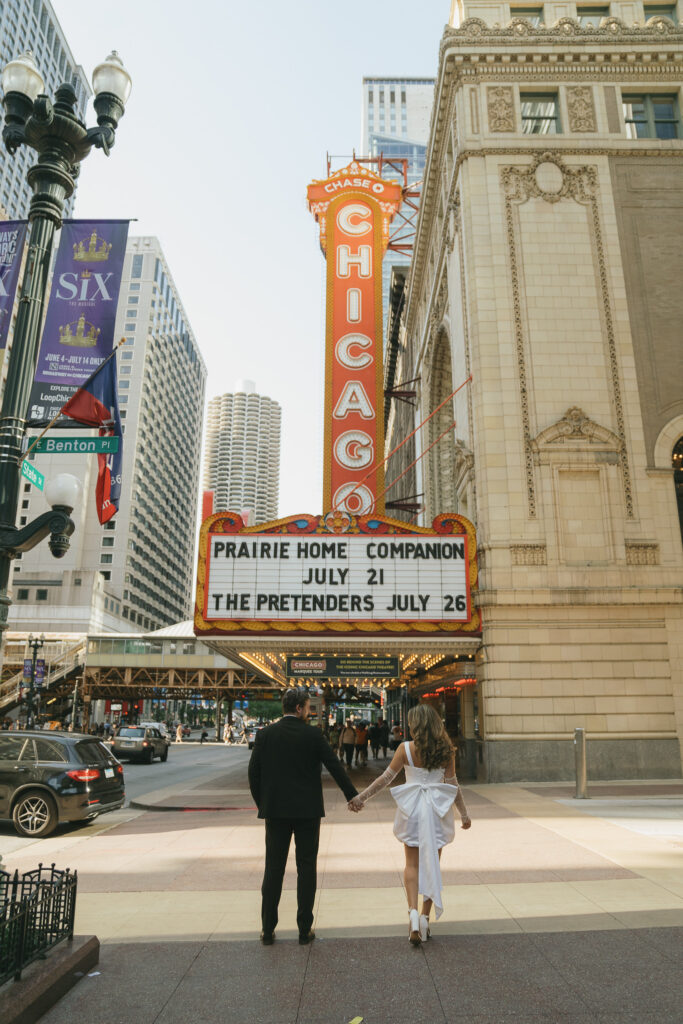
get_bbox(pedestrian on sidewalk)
[349,703,471,945]
[354,721,368,766]
[379,718,389,757]
[248,686,358,946]
[369,720,380,760]
[175,723,183,743]
[200,728,209,744]
[339,720,356,768]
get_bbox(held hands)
[348,796,364,813]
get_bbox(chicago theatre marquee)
[195,160,483,778]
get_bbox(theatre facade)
[382,2,683,779]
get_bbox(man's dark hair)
[282,687,309,714]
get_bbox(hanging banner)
[28,219,129,426]
[0,220,28,370]
[307,162,402,516]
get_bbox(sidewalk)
[3,759,682,1024]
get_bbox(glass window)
[122,350,134,360]
[127,296,139,304]
[75,740,112,765]
[674,437,683,547]
[577,5,609,24]
[512,6,544,24]
[126,310,137,318]
[0,736,28,760]
[131,253,144,278]
[521,92,560,134]
[17,588,29,600]
[35,738,69,763]
[36,588,48,600]
[623,94,680,139]
[125,324,136,332]
[119,380,130,388]
[129,283,140,291]
[644,4,677,20]
[102,536,114,546]
[100,554,113,564]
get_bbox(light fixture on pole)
[0,49,131,654]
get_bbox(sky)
[51,0,448,518]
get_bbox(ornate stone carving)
[510,544,547,566]
[567,87,597,133]
[532,408,621,449]
[625,543,659,565]
[441,15,680,53]
[501,153,634,519]
[487,86,515,132]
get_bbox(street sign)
[286,656,399,679]
[27,436,119,454]
[21,461,44,491]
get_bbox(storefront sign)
[195,511,480,638]
[287,656,399,679]
[307,162,402,515]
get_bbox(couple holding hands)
[248,687,471,946]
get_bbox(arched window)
[426,331,457,518]
[674,437,683,545]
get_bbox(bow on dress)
[391,780,458,919]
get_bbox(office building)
[361,77,435,336]
[384,0,683,780]
[9,236,207,633]
[203,383,281,524]
[0,0,90,220]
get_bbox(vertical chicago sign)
[307,162,402,516]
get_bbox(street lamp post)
[0,50,131,652]
[25,630,44,728]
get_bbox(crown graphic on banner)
[58,314,101,347]
[73,231,112,262]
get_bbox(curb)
[0,935,99,1024]
[129,800,256,812]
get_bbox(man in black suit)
[248,686,358,945]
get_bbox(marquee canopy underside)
[203,635,481,690]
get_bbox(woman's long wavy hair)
[408,703,454,771]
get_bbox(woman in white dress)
[349,704,471,944]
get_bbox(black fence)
[0,864,77,985]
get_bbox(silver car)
[112,726,169,764]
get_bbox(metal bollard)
[573,727,589,799]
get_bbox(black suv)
[0,731,125,838]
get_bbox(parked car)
[112,726,169,764]
[0,731,125,838]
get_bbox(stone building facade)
[385,1,683,780]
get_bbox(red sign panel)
[308,162,402,516]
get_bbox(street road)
[0,741,251,859]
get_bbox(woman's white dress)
[391,741,457,919]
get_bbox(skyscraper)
[9,236,207,633]
[360,77,435,335]
[203,383,281,524]
[0,0,90,220]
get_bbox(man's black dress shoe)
[298,930,315,945]
[260,932,275,945]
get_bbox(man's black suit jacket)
[248,716,358,819]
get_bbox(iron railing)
[0,863,77,985]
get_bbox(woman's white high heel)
[419,914,430,941]
[409,908,421,945]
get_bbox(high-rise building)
[9,236,207,633]
[0,0,90,220]
[385,1,683,781]
[360,77,435,335]
[203,382,281,524]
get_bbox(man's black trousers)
[261,817,320,936]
